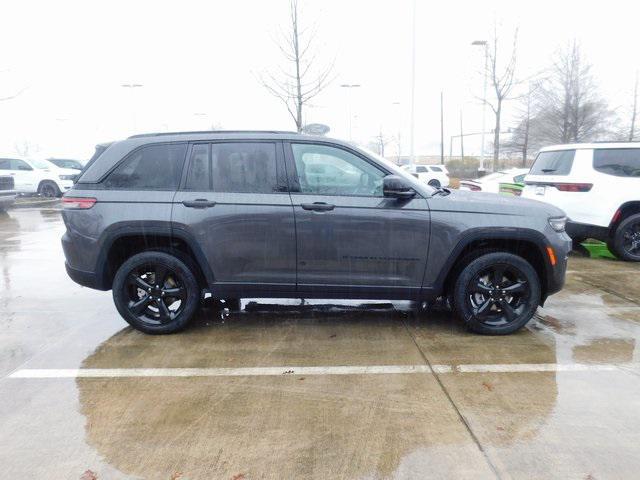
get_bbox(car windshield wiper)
[541,168,556,173]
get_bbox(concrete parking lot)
[1,206,640,479]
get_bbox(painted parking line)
[7,363,636,379]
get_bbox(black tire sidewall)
[39,181,60,198]
[612,214,640,262]
[453,252,541,335]
[112,251,200,334]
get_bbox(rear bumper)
[65,262,108,291]
[565,221,609,242]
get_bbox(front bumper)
[565,220,609,242]
[545,232,572,298]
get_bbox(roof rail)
[128,130,300,139]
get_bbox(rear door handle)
[301,202,335,211]
[182,199,216,208]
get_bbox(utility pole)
[472,40,488,173]
[340,84,361,141]
[630,70,638,141]
[460,110,464,159]
[440,91,445,164]
[409,0,416,166]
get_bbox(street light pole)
[471,40,488,173]
[409,0,416,166]
[340,84,361,141]
[121,83,144,132]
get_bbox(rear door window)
[529,150,575,175]
[103,143,187,190]
[430,166,443,172]
[593,149,640,177]
[211,142,279,193]
[416,166,428,173]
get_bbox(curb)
[13,197,61,209]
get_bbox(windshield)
[30,159,52,169]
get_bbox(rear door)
[171,141,296,295]
[285,141,430,298]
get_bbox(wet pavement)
[1,207,640,479]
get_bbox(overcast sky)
[1,0,639,159]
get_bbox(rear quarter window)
[103,143,187,190]
[530,150,575,176]
[593,148,640,177]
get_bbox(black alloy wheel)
[453,252,541,335]
[466,263,530,327]
[125,264,187,326]
[39,182,59,198]
[610,213,640,262]
[112,251,200,334]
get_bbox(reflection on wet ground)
[1,208,640,479]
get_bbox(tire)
[453,252,541,335]
[609,213,640,262]
[428,179,441,188]
[112,251,200,334]
[38,181,61,198]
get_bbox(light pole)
[340,84,361,141]
[472,40,488,173]
[121,83,144,132]
[409,0,416,166]
[392,101,402,163]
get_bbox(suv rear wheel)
[609,213,640,262]
[38,181,60,198]
[453,252,541,335]
[112,251,200,334]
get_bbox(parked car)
[0,175,17,210]
[522,143,640,261]
[402,164,450,187]
[0,157,77,197]
[459,168,529,194]
[62,131,570,335]
[47,158,85,171]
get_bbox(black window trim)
[179,139,289,194]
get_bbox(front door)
[172,141,296,296]
[285,141,431,298]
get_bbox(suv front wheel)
[112,251,200,334]
[453,252,541,335]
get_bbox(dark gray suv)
[62,131,571,335]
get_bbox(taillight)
[553,183,593,192]
[62,197,96,209]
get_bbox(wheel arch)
[610,201,640,234]
[434,228,552,303]
[96,226,214,290]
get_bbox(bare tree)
[533,41,612,144]
[481,25,519,167]
[370,129,391,157]
[629,71,638,141]
[259,0,333,132]
[502,82,540,166]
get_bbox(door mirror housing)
[383,175,416,199]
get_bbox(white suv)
[522,143,640,261]
[402,164,450,187]
[0,157,77,197]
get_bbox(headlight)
[59,174,76,181]
[548,216,567,232]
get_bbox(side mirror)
[383,175,415,199]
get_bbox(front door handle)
[182,199,216,208]
[301,202,335,211]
